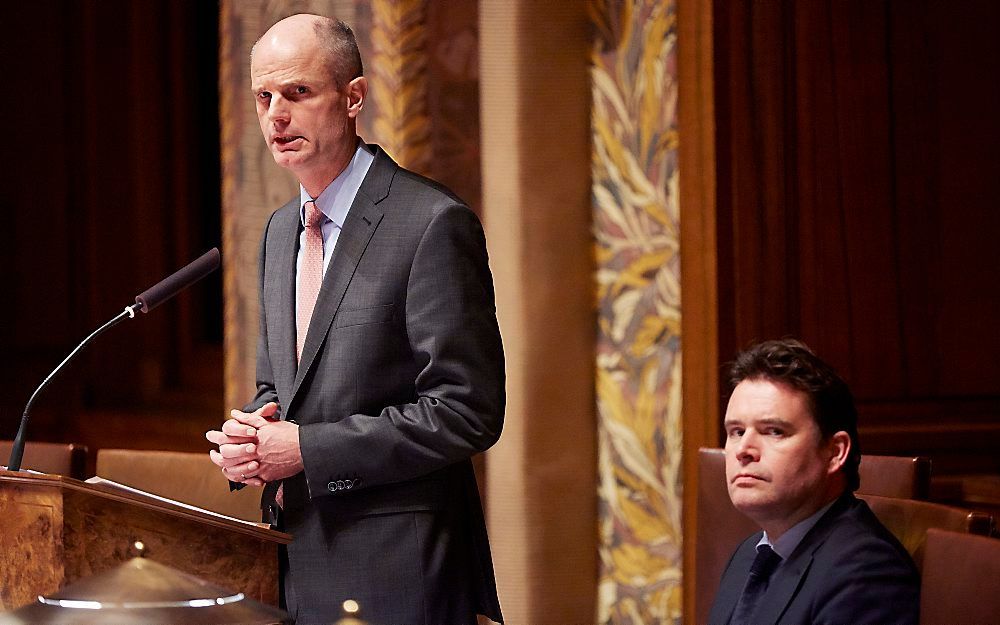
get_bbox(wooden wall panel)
[792,0,905,398]
[678,0,719,619]
[686,1,1000,618]
[891,0,1000,400]
[710,0,1000,475]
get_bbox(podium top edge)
[0,470,292,544]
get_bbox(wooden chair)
[693,448,934,625]
[857,453,931,500]
[919,528,1000,625]
[0,440,88,479]
[694,449,759,625]
[859,493,995,568]
[95,449,263,522]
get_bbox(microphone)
[134,247,220,313]
[5,248,221,472]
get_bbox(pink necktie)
[296,200,325,361]
[281,200,324,511]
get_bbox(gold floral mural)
[592,0,681,623]
[369,0,432,174]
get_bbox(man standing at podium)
[206,14,504,625]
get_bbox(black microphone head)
[134,248,221,313]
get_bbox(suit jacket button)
[327,482,337,492]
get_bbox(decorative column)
[368,0,432,173]
[592,1,683,623]
[480,1,596,624]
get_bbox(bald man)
[206,15,504,625]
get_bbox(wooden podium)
[0,470,291,611]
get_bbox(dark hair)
[313,18,364,88]
[728,338,861,491]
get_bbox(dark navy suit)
[708,493,919,625]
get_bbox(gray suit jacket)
[247,144,504,625]
[708,493,919,625]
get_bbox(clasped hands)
[206,401,303,487]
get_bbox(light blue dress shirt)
[295,144,375,318]
[757,497,838,561]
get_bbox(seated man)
[708,339,919,625]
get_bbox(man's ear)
[346,76,367,118]
[826,431,851,475]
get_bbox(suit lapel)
[753,495,854,624]
[269,200,302,407]
[289,145,395,404]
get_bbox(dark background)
[711,0,1000,481]
[1,1,223,470]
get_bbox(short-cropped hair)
[313,18,363,87]
[728,338,861,492]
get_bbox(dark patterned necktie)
[729,544,782,625]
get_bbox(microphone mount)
[6,304,141,472]
[5,248,220,472]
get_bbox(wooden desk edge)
[0,470,292,544]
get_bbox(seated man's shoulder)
[799,499,920,625]
[817,496,916,567]
[802,496,920,610]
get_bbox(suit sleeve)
[298,203,505,495]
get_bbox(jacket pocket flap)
[333,303,394,328]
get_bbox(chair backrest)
[95,449,263,522]
[858,454,931,500]
[0,440,88,479]
[694,448,935,625]
[919,528,1000,625]
[859,493,995,568]
[694,448,758,625]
